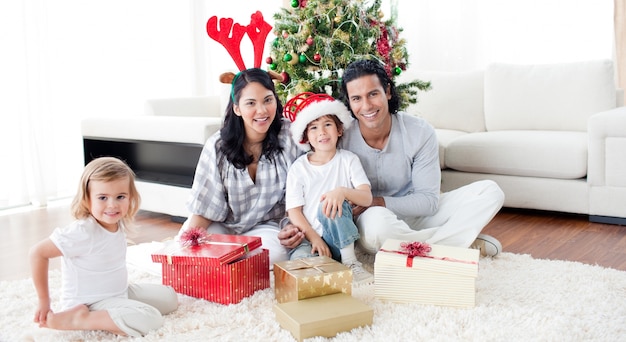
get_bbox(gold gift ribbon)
[281,259,339,285]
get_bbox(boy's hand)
[320,188,346,219]
[309,236,331,257]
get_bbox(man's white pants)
[355,180,505,254]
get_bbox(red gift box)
[151,234,269,305]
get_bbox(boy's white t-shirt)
[49,216,128,310]
[285,149,370,235]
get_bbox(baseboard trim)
[589,215,626,226]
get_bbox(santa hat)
[283,92,353,151]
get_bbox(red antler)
[206,16,247,71]
[246,11,272,68]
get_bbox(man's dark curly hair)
[340,59,401,115]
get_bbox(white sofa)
[81,96,224,218]
[399,59,626,224]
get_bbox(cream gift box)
[273,293,373,342]
[273,256,352,303]
[375,239,479,307]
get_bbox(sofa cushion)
[484,60,616,132]
[435,129,468,169]
[445,131,588,179]
[399,70,485,133]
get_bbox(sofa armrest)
[588,106,626,187]
[144,95,222,118]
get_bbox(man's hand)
[352,196,385,219]
[277,223,304,249]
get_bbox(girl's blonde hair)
[70,157,141,229]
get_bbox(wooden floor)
[1,202,625,282]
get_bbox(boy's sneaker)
[470,234,502,257]
[346,261,374,285]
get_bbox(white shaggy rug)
[2,243,626,342]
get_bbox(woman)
[179,68,300,265]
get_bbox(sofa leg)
[589,215,626,226]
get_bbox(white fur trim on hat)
[289,99,353,151]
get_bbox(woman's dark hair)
[220,68,284,169]
[340,59,401,115]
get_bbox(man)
[279,59,504,257]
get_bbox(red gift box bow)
[179,227,250,252]
[380,241,477,267]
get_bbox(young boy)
[284,92,374,284]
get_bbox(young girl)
[29,157,178,337]
[284,93,374,284]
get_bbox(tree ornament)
[283,53,293,62]
[393,66,402,76]
[298,53,307,64]
[313,53,321,62]
[290,0,299,8]
[306,36,314,46]
[265,56,273,64]
[269,62,277,70]
[288,52,299,65]
[282,30,289,39]
[281,71,290,84]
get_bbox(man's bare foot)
[46,304,89,331]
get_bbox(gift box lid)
[376,239,479,277]
[151,234,262,266]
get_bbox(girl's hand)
[34,300,52,327]
[309,236,331,257]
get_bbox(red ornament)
[306,36,314,46]
[265,56,273,64]
[313,53,321,62]
[281,71,290,84]
[282,30,288,39]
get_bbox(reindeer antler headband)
[206,11,283,89]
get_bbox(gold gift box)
[273,256,352,303]
[273,293,373,342]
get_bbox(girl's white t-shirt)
[49,216,128,310]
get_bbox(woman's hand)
[277,223,304,249]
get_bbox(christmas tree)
[268,0,430,110]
